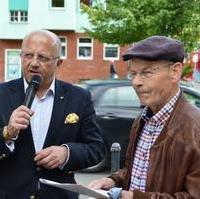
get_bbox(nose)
[29,55,40,67]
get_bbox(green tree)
[82,0,200,51]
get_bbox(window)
[59,37,67,59]
[98,86,140,107]
[5,50,22,81]
[104,44,120,60]
[9,0,28,23]
[77,38,93,60]
[10,10,28,23]
[50,0,66,8]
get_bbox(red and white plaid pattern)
[129,90,180,192]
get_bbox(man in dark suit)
[0,30,105,199]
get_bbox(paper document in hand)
[39,178,109,199]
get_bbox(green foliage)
[182,65,193,78]
[81,0,200,51]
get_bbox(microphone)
[24,75,42,108]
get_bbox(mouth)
[28,70,41,76]
[136,91,150,99]
[136,90,149,95]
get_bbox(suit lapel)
[9,78,36,152]
[43,80,70,147]
[9,78,25,108]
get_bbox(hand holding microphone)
[5,75,42,140]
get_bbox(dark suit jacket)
[0,78,105,199]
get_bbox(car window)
[183,92,200,108]
[97,86,140,107]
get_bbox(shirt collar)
[142,89,181,123]
[23,77,55,97]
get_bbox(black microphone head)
[29,75,42,90]
[24,75,42,108]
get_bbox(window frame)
[5,49,22,81]
[103,43,120,61]
[77,37,93,60]
[59,36,67,59]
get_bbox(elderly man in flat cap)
[89,35,200,199]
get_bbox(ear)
[170,62,183,82]
[56,59,63,67]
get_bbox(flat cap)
[123,35,184,62]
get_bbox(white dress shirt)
[24,79,55,152]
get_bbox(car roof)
[181,84,200,97]
[77,79,132,90]
[79,79,131,85]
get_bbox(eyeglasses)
[127,63,173,80]
[20,52,60,63]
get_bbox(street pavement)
[75,170,111,199]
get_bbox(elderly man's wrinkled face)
[128,59,182,113]
[21,32,62,89]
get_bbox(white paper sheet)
[39,178,109,199]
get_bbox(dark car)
[77,79,200,172]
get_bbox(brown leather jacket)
[109,94,200,198]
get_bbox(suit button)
[30,195,35,199]
[36,167,41,171]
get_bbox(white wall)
[0,0,91,39]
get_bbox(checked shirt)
[129,90,180,191]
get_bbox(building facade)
[0,0,128,83]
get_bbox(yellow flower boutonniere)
[64,113,79,124]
